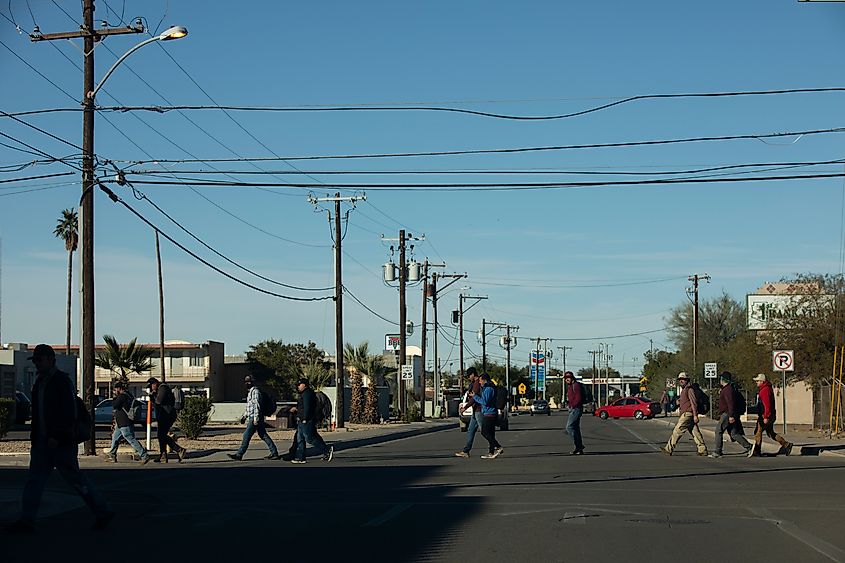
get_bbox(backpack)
[689,382,710,415]
[123,393,143,422]
[73,395,91,444]
[315,390,332,425]
[732,384,747,416]
[257,388,277,417]
[494,386,508,410]
[579,382,594,404]
[172,386,184,412]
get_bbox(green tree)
[246,340,326,399]
[349,371,364,423]
[364,377,380,424]
[94,335,155,386]
[53,209,78,355]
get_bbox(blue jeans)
[108,425,148,459]
[21,441,111,524]
[294,420,328,461]
[237,418,278,457]
[463,410,484,453]
[566,407,584,451]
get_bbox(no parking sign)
[772,350,795,372]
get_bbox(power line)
[96,183,333,302]
[0,171,74,184]
[107,126,845,166]
[342,284,397,325]
[470,275,687,288]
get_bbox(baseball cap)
[297,377,309,386]
[27,344,55,360]
[677,371,689,380]
[146,377,160,387]
[752,373,767,382]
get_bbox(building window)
[189,354,204,367]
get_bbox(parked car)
[95,398,156,425]
[530,399,551,416]
[14,391,32,424]
[459,387,509,431]
[594,396,661,420]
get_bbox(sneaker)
[177,448,187,462]
[139,456,150,465]
[782,442,794,456]
[571,449,584,455]
[92,510,115,531]
[227,453,243,461]
[480,453,495,459]
[747,448,758,458]
[454,451,470,458]
[708,452,722,458]
[491,447,504,458]
[697,451,709,456]
[104,454,117,463]
[660,446,672,456]
[322,446,334,462]
[264,454,281,460]
[4,520,34,534]
[291,459,307,464]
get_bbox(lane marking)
[612,419,661,451]
[750,507,845,562]
[363,502,413,527]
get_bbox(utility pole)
[481,318,487,374]
[155,232,165,382]
[588,349,600,405]
[310,193,364,428]
[31,3,144,455]
[458,293,487,394]
[687,273,710,378]
[431,272,465,411]
[399,229,407,414]
[557,346,573,375]
[501,325,519,405]
[419,261,446,420]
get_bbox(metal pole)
[481,318,487,374]
[505,325,511,406]
[419,260,428,421]
[458,292,464,395]
[399,230,406,415]
[81,0,97,456]
[334,196,345,428]
[432,274,440,413]
[782,369,787,436]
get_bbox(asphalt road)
[2,412,844,563]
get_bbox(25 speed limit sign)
[772,350,795,372]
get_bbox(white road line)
[563,511,587,524]
[750,507,845,562]
[612,420,662,451]
[363,502,413,527]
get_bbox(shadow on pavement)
[799,444,845,456]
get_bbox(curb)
[332,421,458,452]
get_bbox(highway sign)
[704,362,718,379]
[401,365,414,380]
[772,350,795,372]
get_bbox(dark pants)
[714,413,751,454]
[157,412,181,454]
[294,420,329,461]
[21,442,111,524]
[480,416,500,454]
[567,407,584,451]
[752,416,789,454]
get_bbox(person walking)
[105,381,150,464]
[228,375,280,461]
[748,373,793,457]
[291,378,333,464]
[146,377,187,463]
[5,345,113,534]
[661,372,708,456]
[454,367,484,458]
[709,372,752,458]
[473,372,504,459]
[660,389,671,417]
[563,371,585,455]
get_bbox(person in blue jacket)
[471,372,504,459]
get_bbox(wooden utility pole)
[156,232,165,382]
[399,230,407,414]
[419,260,429,421]
[31,1,144,455]
[688,273,710,378]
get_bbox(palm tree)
[53,209,78,354]
[94,335,155,386]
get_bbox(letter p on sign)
[772,350,795,372]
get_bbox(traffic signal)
[451,310,460,324]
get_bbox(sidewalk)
[0,420,458,467]
[648,414,845,458]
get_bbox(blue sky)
[2,1,845,375]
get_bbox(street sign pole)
[782,369,787,435]
[772,350,795,435]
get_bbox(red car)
[594,396,661,420]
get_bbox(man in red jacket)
[749,373,793,457]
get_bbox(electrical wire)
[0,171,74,184]
[529,328,667,342]
[0,131,82,172]
[470,275,687,289]
[342,284,398,325]
[0,110,82,152]
[124,184,334,291]
[0,181,76,197]
[109,126,845,166]
[96,182,333,302]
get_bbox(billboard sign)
[746,294,833,330]
[385,334,401,352]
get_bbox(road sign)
[704,362,718,379]
[518,383,526,394]
[385,334,400,352]
[401,365,414,380]
[773,350,795,372]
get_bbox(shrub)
[364,378,380,424]
[350,372,364,423]
[177,396,213,439]
[0,398,13,439]
[402,391,420,423]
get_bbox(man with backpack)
[709,372,752,458]
[105,381,150,464]
[661,372,708,456]
[471,372,504,459]
[147,377,187,463]
[563,371,586,455]
[228,375,280,461]
[5,345,113,534]
[454,367,484,459]
[748,373,793,457]
[291,378,333,464]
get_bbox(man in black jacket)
[106,381,150,464]
[5,345,112,534]
[709,372,752,458]
[147,377,187,463]
[291,378,332,464]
